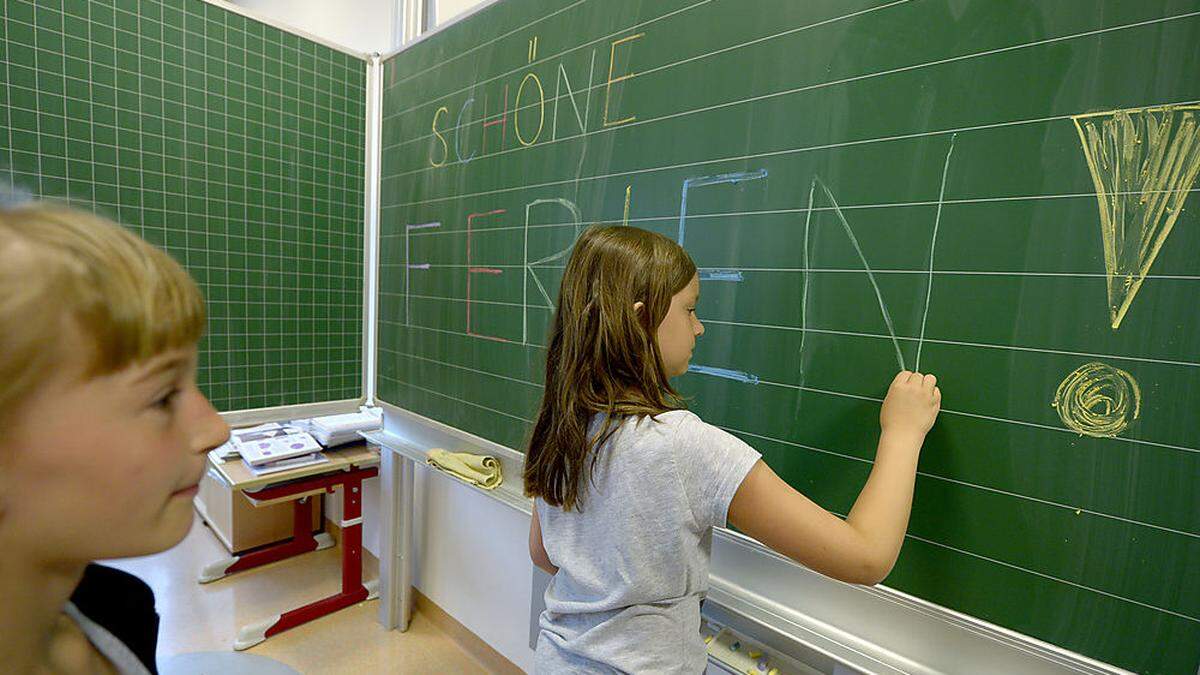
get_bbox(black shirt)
[69,564,159,674]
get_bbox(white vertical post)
[362,54,382,406]
[376,448,416,631]
[377,0,424,635]
[396,456,416,629]
[377,449,399,628]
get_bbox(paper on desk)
[217,422,290,459]
[232,422,287,437]
[296,408,382,447]
[242,452,329,477]
[237,431,323,467]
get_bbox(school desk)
[198,442,380,650]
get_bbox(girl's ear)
[633,301,644,314]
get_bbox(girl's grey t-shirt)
[535,410,761,674]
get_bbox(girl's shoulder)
[647,410,756,458]
[611,410,736,462]
[645,409,723,441]
[608,409,698,450]
[649,408,695,424]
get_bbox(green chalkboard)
[376,1,1200,672]
[0,0,366,411]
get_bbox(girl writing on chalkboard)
[524,225,941,673]
[0,199,230,673]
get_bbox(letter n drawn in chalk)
[799,178,905,376]
[466,209,510,343]
[553,50,597,140]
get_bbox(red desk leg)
[225,497,319,574]
[198,496,333,584]
[234,466,379,650]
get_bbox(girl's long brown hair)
[523,225,696,511]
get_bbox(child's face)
[656,274,704,378]
[0,324,230,564]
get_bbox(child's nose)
[192,395,231,454]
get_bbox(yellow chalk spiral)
[1052,362,1141,438]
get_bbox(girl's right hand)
[730,369,944,585]
[880,370,941,439]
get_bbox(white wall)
[224,0,496,51]
[410,466,537,671]
[226,0,399,53]
[434,0,494,26]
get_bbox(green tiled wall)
[1,0,366,411]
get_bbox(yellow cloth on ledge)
[426,448,503,490]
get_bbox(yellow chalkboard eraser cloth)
[426,448,503,490]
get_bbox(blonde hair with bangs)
[0,202,206,420]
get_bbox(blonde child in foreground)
[524,225,941,673]
[0,201,229,674]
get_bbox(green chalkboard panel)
[1,0,366,411]
[376,1,1200,672]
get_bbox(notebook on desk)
[242,452,329,477]
[301,409,382,447]
[235,428,323,467]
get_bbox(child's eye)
[154,389,181,410]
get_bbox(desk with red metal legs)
[197,444,380,650]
